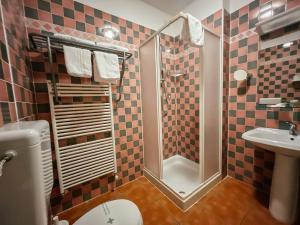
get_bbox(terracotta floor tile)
[199,193,250,225]
[141,200,179,225]
[58,176,291,225]
[113,178,165,208]
[241,207,286,225]
[181,208,226,225]
[155,196,186,223]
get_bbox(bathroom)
[0,0,299,224]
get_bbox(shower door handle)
[0,151,16,177]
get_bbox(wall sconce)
[233,69,249,81]
[97,25,120,39]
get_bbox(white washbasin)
[242,127,300,224]
[242,127,300,157]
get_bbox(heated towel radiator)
[48,82,116,194]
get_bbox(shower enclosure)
[139,13,222,210]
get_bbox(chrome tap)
[285,122,297,136]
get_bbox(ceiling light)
[104,30,114,39]
[97,25,119,40]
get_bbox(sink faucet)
[285,122,297,136]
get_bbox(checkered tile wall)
[23,0,153,214]
[175,44,200,163]
[202,9,223,34]
[228,0,300,194]
[0,0,36,126]
[160,34,178,160]
[160,34,201,163]
[258,39,300,99]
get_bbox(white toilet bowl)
[73,199,143,225]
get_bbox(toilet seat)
[73,199,143,225]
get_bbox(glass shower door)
[139,35,163,179]
[159,30,202,197]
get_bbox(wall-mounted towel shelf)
[29,33,132,59]
[29,33,132,103]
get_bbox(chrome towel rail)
[30,33,132,103]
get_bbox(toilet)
[73,199,143,225]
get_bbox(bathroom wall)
[160,34,178,160]
[23,0,154,214]
[0,0,35,127]
[258,39,300,100]
[175,39,200,163]
[160,33,201,163]
[228,0,300,194]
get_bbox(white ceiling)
[141,0,195,15]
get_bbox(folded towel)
[93,51,120,83]
[53,33,73,41]
[181,13,204,47]
[96,42,129,52]
[54,33,96,46]
[63,45,92,78]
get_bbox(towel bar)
[29,33,132,103]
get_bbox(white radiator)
[48,82,116,194]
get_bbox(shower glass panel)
[140,14,221,210]
[159,19,201,197]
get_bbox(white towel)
[96,42,129,52]
[54,33,96,46]
[63,45,92,78]
[181,13,204,47]
[93,51,120,83]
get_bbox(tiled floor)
[58,176,288,225]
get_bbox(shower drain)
[178,191,185,195]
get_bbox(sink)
[242,128,300,224]
[242,127,300,157]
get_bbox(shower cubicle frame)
[139,12,223,210]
